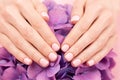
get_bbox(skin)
[0,0,60,68]
[62,0,119,67]
[0,0,119,68]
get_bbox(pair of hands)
[0,0,118,68]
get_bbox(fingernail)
[49,52,57,61]
[52,43,60,51]
[65,53,73,61]
[40,58,49,67]
[62,44,69,52]
[87,60,94,66]
[72,59,81,67]
[41,12,49,19]
[24,58,32,65]
[71,15,80,23]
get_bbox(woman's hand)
[61,0,118,67]
[0,0,60,67]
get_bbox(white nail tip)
[52,43,60,51]
[71,15,80,22]
[40,58,49,67]
[65,53,73,61]
[24,58,32,65]
[62,44,69,52]
[49,52,57,61]
[87,60,94,66]
[41,12,49,18]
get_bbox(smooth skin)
[0,0,60,68]
[62,0,119,67]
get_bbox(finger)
[71,24,115,67]
[71,0,86,24]
[64,10,112,62]
[0,33,32,65]
[62,4,103,52]
[16,0,60,51]
[0,15,49,67]
[2,5,58,62]
[31,0,49,21]
[87,35,116,66]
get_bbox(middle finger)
[1,5,57,62]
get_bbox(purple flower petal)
[0,60,14,67]
[27,63,43,79]
[36,70,50,80]
[95,58,110,70]
[47,65,60,77]
[101,69,113,80]
[48,5,68,25]
[1,67,19,80]
[0,67,3,75]
[73,69,101,80]
[0,48,11,59]
[16,64,26,74]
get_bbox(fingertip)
[52,43,60,51]
[64,53,73,62]
[24,58,32,65]
[71,59,81,67]
[61,44,69,52]
[41,11,49,21]
[48,52,58,62]
[87,60,95,66]
[39,58,49,68]
[71,15,80,24]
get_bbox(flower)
[0,1,116,80]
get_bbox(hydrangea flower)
[0,1,116,80]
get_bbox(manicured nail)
[72,59,81,67]
[24,58,32,65]
[87,60,94,66]
[40,58,49,67]
[49,52,57,61]
[71,15,80,23]
[62,44,69,52]
[65,53,73,61]
[41,12,49,19]
[52,43,60,51]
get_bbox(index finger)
[15,0,60,51]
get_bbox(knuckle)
[80,23,88,32]
[95,4,103,11]
[2,5,15,18]
[22,27,34,38]
[87,34,95,42]
[87,3,103,11]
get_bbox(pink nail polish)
[40,58,49,67]
[72,59,81,67]
[41,12,49,19]
[71,15,80,23]
[52,43,60,51]
[49,52,57,61]
[65,53,73,61]
[24,58,32,65]
[87,60,94,66]
[62,44,69,52]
